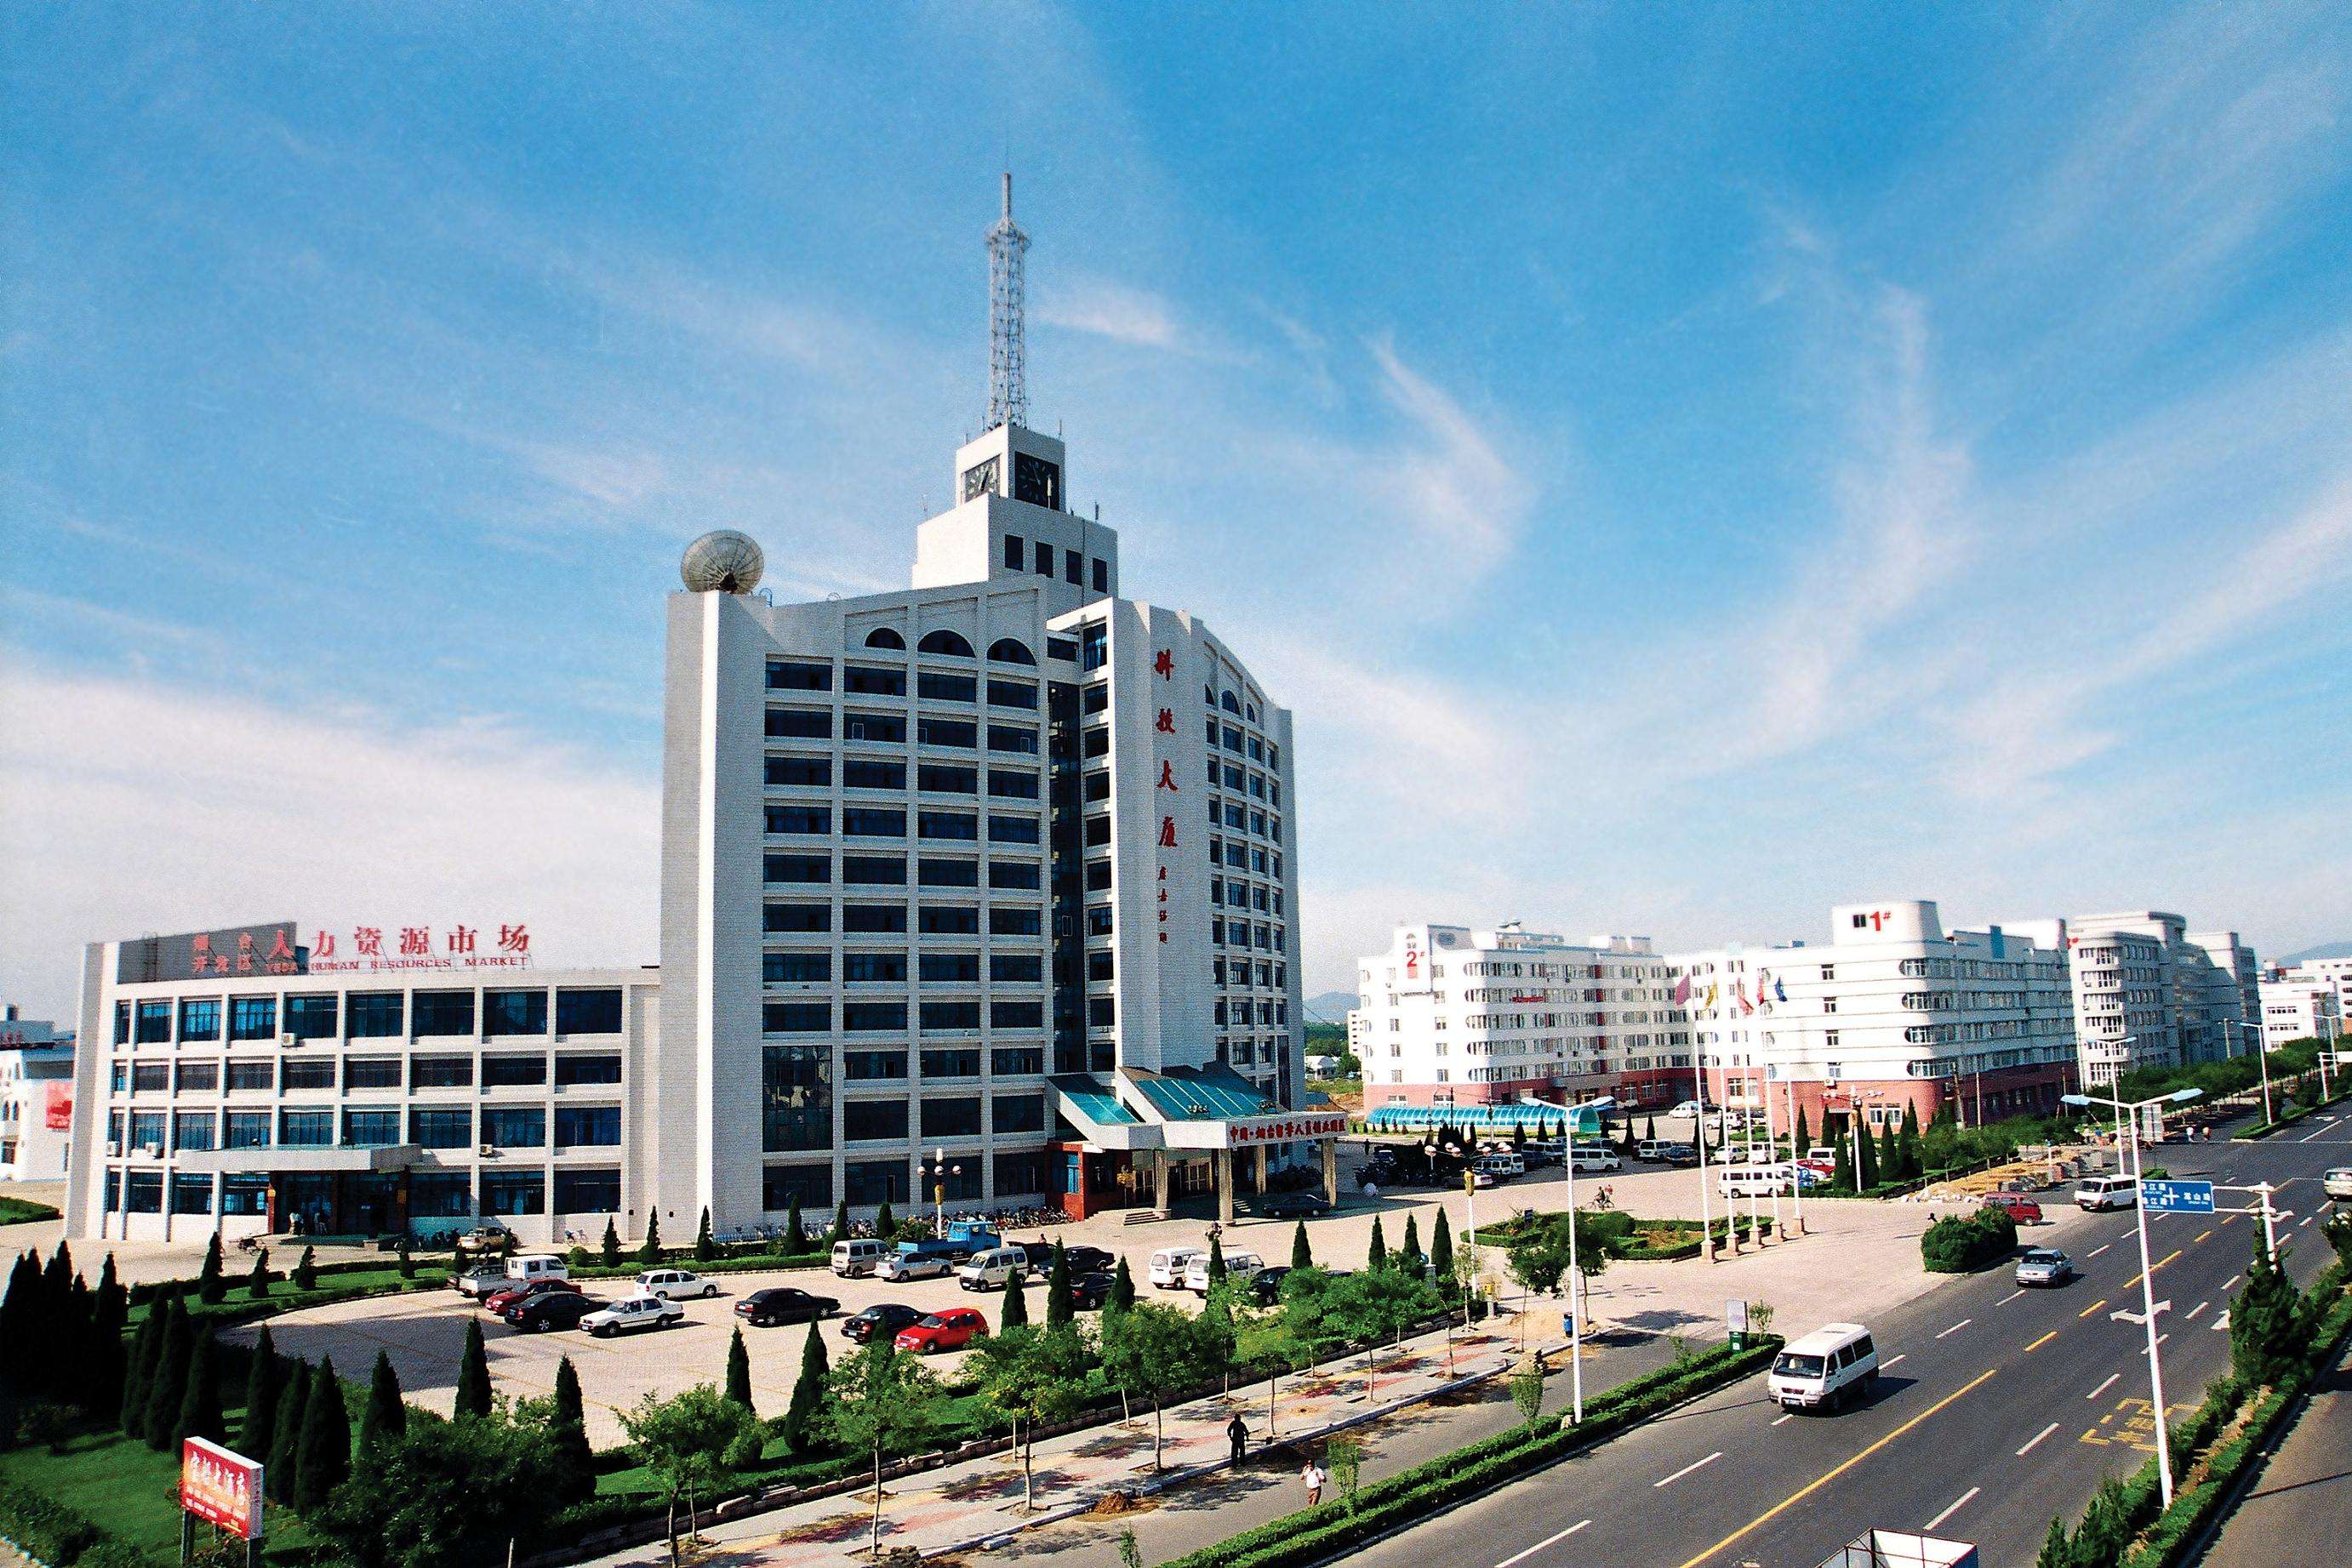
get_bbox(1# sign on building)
[2140,1179,2215,1214]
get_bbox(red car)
[1981,1192,2044,1225]
[893,1308,988,1354]
[481,1278,583,1315]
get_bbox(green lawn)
[136,1266,452,1328]
[0,1195,60,1226]
[0,1417,321,1565]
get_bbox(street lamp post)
[921,1149,962,1235]
[2063,1084,2203,1508]
[2220,1020,2272,1124]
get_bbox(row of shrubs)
[0,1480,157,1568]
[1158,1335,1783,1568]
[1920,1206,2020,1273]
[2229,1083,2348,1141]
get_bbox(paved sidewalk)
[2200,1330,2352,1567]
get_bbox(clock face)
[961,458,999,502]
[1013,453,1061,510]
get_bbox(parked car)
[894,1307,987,1354]
[1248,1265,1293,1308]
[1184,1251,1264,1295]
[1567,1148,1622,1175]
[1718,1164,1796,1198]
[453,1225,515,1259]
[1768,1323,1879,1413]
[840,1303,925,1344]
[1657,1143,1701,1166]
[505,1292,600,1333]
[504,1254,569,1287]
[1253,1191,1333,1218]
[1070,1271,1117,1311]
[580,1293,684,1337]
[1058,1245,1117,1276]
[1148,1246,1204,1289]
[2014,1249,2075,1288]
[876,1250,952,1282]
[482,1277,582,1315]
[957,1246,1038,1291]
[2323,1166,2352,1201]
[637,1268,719,1300]
[831,1239,892,1277]
[451,1266,513,1299]
[1668,1100,1701,1118]
[736,1287,840,1327]
[1982,1193,2045,1225]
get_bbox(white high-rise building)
[2068,910,2254,1084]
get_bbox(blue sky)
[4,3,2349,1019]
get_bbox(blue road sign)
[2142,1179,2215,1213]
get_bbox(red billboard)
[43,1084,71,1132]
[181,1436,264,1540]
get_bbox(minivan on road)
[1149,1246,1204,1289]
[831,1239,891,1277]
[1769,1323,1879,1412]
[2075,1174,2138,1212]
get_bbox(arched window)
[864,627,905,650]
[1246,704,1259,723]
[1221,691,1242,714]
[917,630,975,659]
[1204,683,1216,705]
[986,637,1036,666]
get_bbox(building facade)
[2067,910,2254,1083]
[0,1006,75,1182]
[2258,973,2343,1049]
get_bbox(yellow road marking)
[2078,1297,2109,1319]
[2024,1331,2057,1353]
[2127,1249,2184,1289]
[1670,1368,1999,1568]
[2221,1214,2238,1226]
[2194,1229,2212,1245]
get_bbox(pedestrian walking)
[1301,1460,1326,1506]
[1226,1412,1249,1466]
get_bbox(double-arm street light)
[2062,1083,2203,1508]
[921,1149,963,1234]
[2218,1019,2273,1123]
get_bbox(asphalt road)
[1345,1109,2349,1568]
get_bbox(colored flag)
[1773,975,1786,1003]
[1672,974,1691,1006]
[1704,984,1719,1012]
[1738,983,1754,1017]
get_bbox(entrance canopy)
[1364,1099,1612,1136]
[1049,1063,1346,1150]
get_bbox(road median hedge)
[1159,1335,1782,1568]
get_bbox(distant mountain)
[2280,941,2352,966]
[1304,989,1358,1022]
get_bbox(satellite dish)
[680,530,765,594]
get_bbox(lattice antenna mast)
[986,171,1030,432]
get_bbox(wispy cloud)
[1038,279,1185,350]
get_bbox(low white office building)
[2272,957,2352,1036]
[1,1006,75,1182]
[2258,974,2342,1050]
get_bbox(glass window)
[225,1059,274,1092]
[917,718,976,750]
[482,1054,547,1086]
[765,903,832,933]
[991,1000,1045,1029]
[410,1055,473,1089]
[918,858,979,887]
[919,810,979,841]
[174,1060,219,1093]
[844,711,905,744]
[845,1050,907,1080]
[843,1099,908,1142]
[221,1173,270,1215]
[992,1094,1046,1134]
[842,759,905,790]
[341,1109,402,1148]
[554,1053,623,1086]
[842,855,908,886]
[845,664,907,695]
[278,1109,333,1148]
[767,659,832,691]
[843,1159,905,1206]
[346,992,402,1038]
[178,998,221,1041]
[554,1105,621,1147]
[842,1001,907,1031]
[988,813,1040,844]
[279,1058,334,1091]
[762,1041,832,1152]
[229,996,277,1041]
[766,708,833,739]
[987,769,1040,799]
[114,1001,129,1046]
[919,905,980,935]
[411,1171,471,1219]
[920,1048,981,1078]
[842,808,907,839]
[994,1148,1048,1197]
[482,1107,546,1148]
[919,1000,980,1032]
[918,763,978,794]
[767,755,832,787]
[174,1111,218,1152]
[843,952,907,984]
[918,952,979,984]
[553,1168,621,1214]
[135,1000,172,1043]
[344,1058,402,1091]
[989,860,1042,890]
[483,989,549,1036]
[990,907,1044,937]
[410,1108,473,1149]
[987,724,1038,755]
[224,1110,271,1149]
[986,679,1037,710]
[126,1172,164,1214]
[555,987,624,1035]
[842,904,906,932]
[917,670,976,703]
[284,995,339,1039]
[412,990,475,1037]
[767,803,831,835]
[765,952,831,984]
[128,1109,166,1153]
[480,1170,545,1217]
[990,1047,1044,1075]
[762,1164,831,1212]
[764,1002,831,1034]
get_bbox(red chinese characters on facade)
[498,923,530,955]
[448,925,477,955]
[1156,760,1179,791]
[398,927,431,957]
[1152,648,1174,680]
[311,932,337,959]
[354,927,383,957]
[265,929,295,964]
[1158,815,1179,849]
[1153,707,1175,735]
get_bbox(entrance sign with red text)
[181,1436,265,1540]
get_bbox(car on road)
[1982,1193,2045,1225]
[1656,1143,1701,1166]
[876,1250,952,1282]
[957,1245,1039,1291]
[1668,1100,1701,1117]
[1567,1147,1622,1174]
[736,1286,840,1326]
[2324,1166,2352,1201]
[1252,1191,1333,1218]
[505,1291,600,1333]
[453,1225,515,1259]
[840,1303,925,1344]
[1070,1271,1117,1311]
[482,1277,583,1315]
[2014,1248,2075,1287]
[1057,1245,1117,1276]
[581,1293,685,1337]
[2075,1174,2138,1212]
[894,1307,987,1354]
[451,1266,513,1299]
[1184,1250,1264,1294]
[637,1268,720,1301]
[1769,1322,1879,1412]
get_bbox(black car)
[505,1292,599,1333]
[840,1303,925,1344]
[1057,1245,1116,1276]
[1658,1143,1701,1166]
[1248,1265,1294,1308]
[1253,1191,1333,1218]
[1070,1271,1116,1311]
[736,1287,840,1327]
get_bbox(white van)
[1719,1164,1795,1198]
[1768,1323,1879,1412]
[1568,1147,1622,1175]
[1183,1251,1264,1295]
[831,1239,891,1277]
[1148,1246,1204,1290]
[956,1246,1035,1291]
[1473,1154,1521,1182]
[505,1254,569,1286]
[2075,1174,2138,1212]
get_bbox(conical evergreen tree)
[1430,1211,1453,1285]
[1108,1256,1135,1312]
[247,1246,271,1299]
[600,1217,621,1268]
[1898,1103,1923,1179]
[785,1195,807,1255]
[1001,1268,1030,1328]
[265,1360,311,1505]
[1875,1125,1899,1187]
[2035,1516,2074,1568]
[0,1251,39,1396]
[2231,1236,2302,1388]
[826,1201,850,1249]
[357,1349,406,1451]
[549,1355,595,1503]
[695,1206,717,1263]
[293,1354,350,1513]
[637,1212,662,1265]
[145,1295,193,1451]
[119,1303,162,1436]
[454,1316,492,1419]
[1399,1214,1423,1273]
[1291,1222,1313,1270]
[292,1246,317,1292]
[1044,1242,1074,1329]
[173,1330,226,1449]
[1367,1217,1388,1272]
[60,1274,94,1405]
[1205,1234,1227,1286]
[239,1325,281,1456]
[1795,1107,1810,1155]
[725,1327,754,1414]
[196,1233,226,1304]
[874,1200,897,1240]
[782,1320,828,1453]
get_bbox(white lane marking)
[1997,1290,2025,1306]
[1494,1519,1591,1568]
[1770,1412,1795,1426]
[2018,1422,2060,1457]
[1654,1451,1722,1488]
[2299,1124,2329,1143]
[2187,1300,2210,1320]
[2089,1242,2113,1257]
[1936,1318,1972,1339]
[2087,1372,2120,1400]
[2212,1310,2231,1331]
[2298,1213,2314,1227]
[1883,1354,1909,1368]
[2155,1333,2169,1345]
[1924,1486,1980,1531]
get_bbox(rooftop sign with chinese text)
[306,923,533,973]
[117,923,305,985]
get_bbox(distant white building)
[1,1006,75,1182]
[2258,974,2342,1050]
[2272,957,2352,1037]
